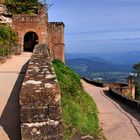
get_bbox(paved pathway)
[82,80,140,140]
[0,53,31,140]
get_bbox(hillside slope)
[53,60,99,140]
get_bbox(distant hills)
[106,51,140,66]
[66,57,131,75]
[65,51,140,81]
[66,51,140,66]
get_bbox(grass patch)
[53,60,99,140]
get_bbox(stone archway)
[24,32,38,52]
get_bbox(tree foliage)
[5,0,40,14]
[133,63,140,76]
[0,24,18,56]
[133,63,140,100]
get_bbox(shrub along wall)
[5,0,40,14]
[0,24,18,57]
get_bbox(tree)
[133,63,140,100]
[0,24,18,56]
[5,0,40,14]
[133,63,140,76]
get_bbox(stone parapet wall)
[109,88,140,112]
[108,83,135,99]
[82,77,104,87]
[19,44,63,140]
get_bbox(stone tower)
[12,3,65,62]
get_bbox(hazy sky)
[46,0,140,53]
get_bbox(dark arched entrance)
[24,32,38,52]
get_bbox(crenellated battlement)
[49,22,65,27]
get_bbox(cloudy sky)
[46,0,140,53]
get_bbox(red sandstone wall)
[12,13,48,51]
[48,22,65,62]
[12,9,65,62]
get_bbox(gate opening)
[24,32,38,52]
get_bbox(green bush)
[133,63,140,100]
[0,24,18,56]
[53,60,99,140]
[135,82,140,100]
[5,0,40,14]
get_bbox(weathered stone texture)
[20,44,63,140]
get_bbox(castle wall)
[12,13,48,51]
[48,22,65,62]
[1,2,65,61]
[109,83,135,99]
[12,13,65,62]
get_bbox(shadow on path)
[0,61,29,140]
[103,90,140,122]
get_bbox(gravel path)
[0,53,31,140]
[82,80,140,140]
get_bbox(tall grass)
[53,60,99,139]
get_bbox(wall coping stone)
[19,43,63,140]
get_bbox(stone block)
[20,107,48,123]
[48,105,62,121]
[21,121,63,140]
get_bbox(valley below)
[65,51,140,83]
